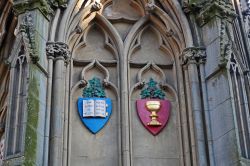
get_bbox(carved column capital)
[50,0,68,9]
[181,47,206,65]
[46,42,70,63]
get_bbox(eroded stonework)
[46,42,70,61]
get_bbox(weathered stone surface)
[13,0,53,17]
[201,18,222,46]
[70,92,120,166]
[2,0,250,165]
[25,65,48,165]
[213,130,239,165]
[131,99,180,161]
[207,72,231,110]
[204,38,221,77]
[209,98,235,140]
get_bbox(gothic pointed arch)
[4,20,31,158]
[54,0,193,47]
[52,0,196,165]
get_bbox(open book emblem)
[78,97,112,134]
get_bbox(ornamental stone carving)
[13,0,53,17]
[50,0,67,8]
[242,2,250,38]
[145,2,156,13]
[46,42,70,62]
[91,1,102,11]
[242,8,250,18]
[19,13,39,63]
[13,0,68,17]
[200,0,236,24]
[183,0,237,26]
[181,47,206,65]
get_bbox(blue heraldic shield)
[77,97,112,134]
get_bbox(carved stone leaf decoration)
[82,77,106,98]
[140,78,165,100]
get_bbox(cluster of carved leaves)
[82,77,106,98]
[140,78,165,100]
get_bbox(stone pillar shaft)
[182,47,208,166]
[44,57,54,166]
[199,63,215,166]
[46,42,70,166]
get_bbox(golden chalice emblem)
[146,101,162,126]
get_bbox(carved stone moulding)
[13,0,53,17]
[50,0,68,9]
[18,13,40,63]
[13,0,68,17]
[198,1,237,26]
[183,0,237,26]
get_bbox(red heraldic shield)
[136,99,171,135]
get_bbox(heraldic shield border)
[136,99,171,135]
[78,97,112,134]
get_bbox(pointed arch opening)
[54,0,194,165]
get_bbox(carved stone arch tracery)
[4,32,30,158]
[56,0,194,165]
[228,50,250,159]
[65,3,123,165]
[73,23,118,61]
[129,25,174,64]
[126,10,182,166]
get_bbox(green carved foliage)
[140,78,165,100]
[83,77,106,98]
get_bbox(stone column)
[182,47,208,166]
[199,55,215,166]
[46,42,70,166]
[183,0,240,164]
[190,0,239,165]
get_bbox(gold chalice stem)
[146,101,162,126]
